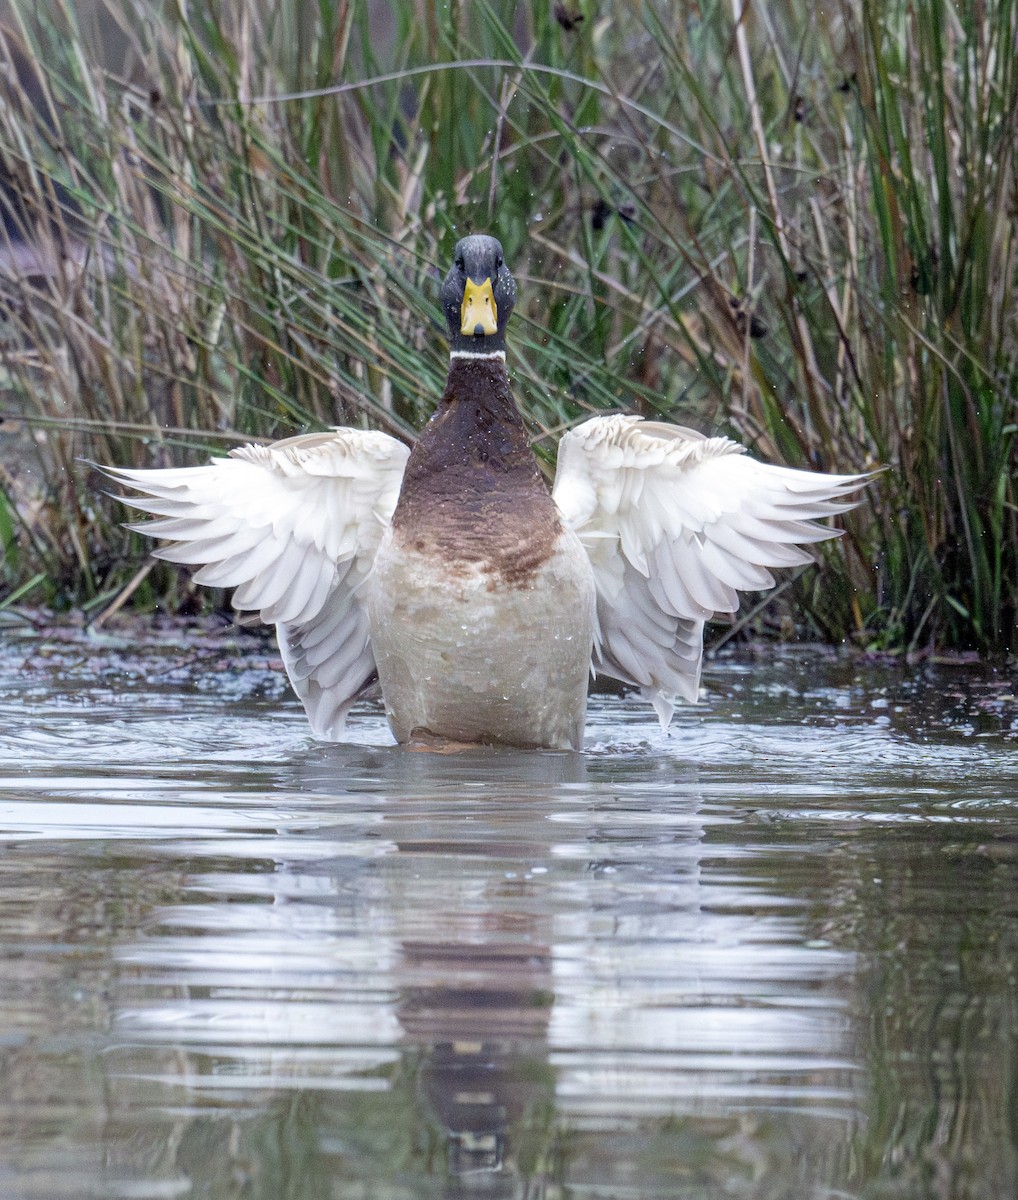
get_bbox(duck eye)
[455,256,465,271]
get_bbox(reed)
[0,0,1014,650]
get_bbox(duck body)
[368,354,595,748]
[100,234,873,750]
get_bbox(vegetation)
[0,0,1015,651]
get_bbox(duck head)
[441,234,517,357]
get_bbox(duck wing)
[551,414,870,727]
[101,428,410,739]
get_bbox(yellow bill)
[460,277,498,336]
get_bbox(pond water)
[0,622,1016,1200]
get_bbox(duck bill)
[460,277,499,337]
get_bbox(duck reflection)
[302,741,578,1194]
[400,933,554,1187]
[262,738,585,1194]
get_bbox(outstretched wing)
[101,428,409,739]
[552,414,871,726]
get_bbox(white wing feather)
[102,428,409,739]
[552,415,870,727]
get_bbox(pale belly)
[367,528,596,749]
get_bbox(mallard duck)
[102,234,870,750]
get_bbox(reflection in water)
[0,634,1016,1197]
[403,942,552,1187]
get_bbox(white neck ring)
[449,349,507,362]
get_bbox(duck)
[102,234,871,750]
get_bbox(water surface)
[1,623,1016,1198]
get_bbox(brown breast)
[390,356,562,588]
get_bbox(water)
[1,623,1016,1199]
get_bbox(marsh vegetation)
[0,0,1015,651]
